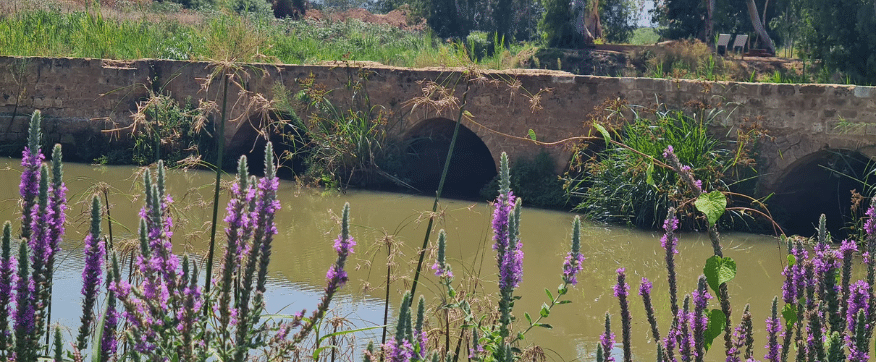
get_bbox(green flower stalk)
[600,313,615,362]
[0,222,14,356]
[20,110,43,241]
[77,196,104,351]
[13,242,34,362]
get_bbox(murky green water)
[0,158,851,361]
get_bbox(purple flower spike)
[615,268,632,362]
[600,313,616,362]
[383,337,414,362]
[847,280,870,333]
[865,197,876,236]
[562,216,584,285]
[765,297,781,362]
[77,196,105,351]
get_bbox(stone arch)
[226,116,296,177]
[402,117,497,198]
[769,149,876,238]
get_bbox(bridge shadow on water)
[770,150,873,240]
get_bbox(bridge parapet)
[1,56,876,199]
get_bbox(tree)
[797,0,876,83]
[539,0,586,47]
[600,0,637,43]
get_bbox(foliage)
[276,72,402,190]
[796,0,876,84]
[480,151,566,208]
[645,39,744,80]
[599,0,636,43]
[630,27,660,45]
[2,115,354,360]
[384,152,581,362]
[567,99,763,230]
[129,94,209,166]
[539,0,584,48]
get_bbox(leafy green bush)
[567,104,742,229]
[130,95,210,166]
[465,31,493,61]
[480,151,566,208]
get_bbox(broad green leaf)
[695,191,727,226]
[594,123,611,145]
[646,161,655,186]
[787,254,796,267]
[312,345,339,360]
[703,309,726,351]
[528,129,537,141]
[782,304,797,328]
[540,303,550,318]
[91,295,110,362]
[704,256,737,297]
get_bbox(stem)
[204,72,229,299]
[103,188,114,252]
[381,243,391,357]
[521,285,568,335]
[409,78,470,301]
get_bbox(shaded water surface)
[0,158,844,360]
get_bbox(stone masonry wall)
[1,56,875,194]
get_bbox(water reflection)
[0,158,858,361]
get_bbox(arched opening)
[226,117,300,178]
[403,118,497,199]
[770,150,875,239]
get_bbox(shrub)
[566,100,762,230]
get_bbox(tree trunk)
[762,0,770,27]
[746,0,776,54]
[706,0,715,43]
[583,0,602,43]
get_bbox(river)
[0,158,843,361]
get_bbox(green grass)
[0,4,530,68]
[629,27,660,45]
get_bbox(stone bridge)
[2,56,876,233]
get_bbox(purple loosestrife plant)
[112,162,205,360]
[764,297,781,362]
[639,278,661,347]
[692,276,710,362]
[100,253,121,362]
[216,156,254,357]
[254,142,280,296]
[726,304,753,362]
[661,208,680,319]
[493,153,523,341]
[20,110,43,241]
[614,268,632,362]
[562,216,584,286]
[234,144,280,362]
[0,223,15,356]
[847,280,869,335]
[431,230,453,280]
[13,242,35,361]
[678,296,692,362]
[291,202,355,346]
[840,239,857,322]
[77,196,104,351]
[28,165,52,350]
[600,313,615,362]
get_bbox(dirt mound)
[304,8,425,31]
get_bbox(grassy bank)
[0,1,532,68]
